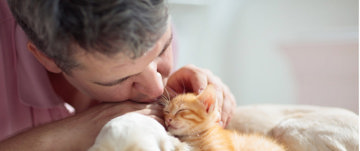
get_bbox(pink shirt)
[0,1,73,140]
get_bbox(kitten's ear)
[197,85,217,113]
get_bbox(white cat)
[88,112,191,151]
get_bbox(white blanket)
[226,105,359,151]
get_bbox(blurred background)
[167,0,359,113]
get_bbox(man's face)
[63,26,173,103]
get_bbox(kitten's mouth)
[166,124,180,131]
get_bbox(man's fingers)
[221,89,236,127]
[191,73,207,94]
[166,65,208,94]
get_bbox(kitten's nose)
[166,118,172,126]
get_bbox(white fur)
[270,108,359,151]
[88,113,190,151]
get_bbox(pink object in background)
[281,39,358,113]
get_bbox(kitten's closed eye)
[164,109,188,116]
[176,109,188,114]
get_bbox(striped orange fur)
[163,85,286,151]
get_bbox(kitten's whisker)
[159,94,170,106]
[164,88,171,101]
[160,94,166,100]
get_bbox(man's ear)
[27,42,62,73]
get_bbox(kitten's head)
[162,85,220,136]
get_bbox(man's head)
[8,0,174,103]
[8,0,168,73]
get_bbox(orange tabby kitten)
[163,85,286,151]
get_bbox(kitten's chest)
[182,127,235,151]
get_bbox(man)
[0,0,236,150]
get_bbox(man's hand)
[165,64,236,127]
[0,101,163,151]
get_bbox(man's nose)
[133,62,164,99]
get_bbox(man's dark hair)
[7,0,168,73]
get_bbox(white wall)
[168,0,358,113]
